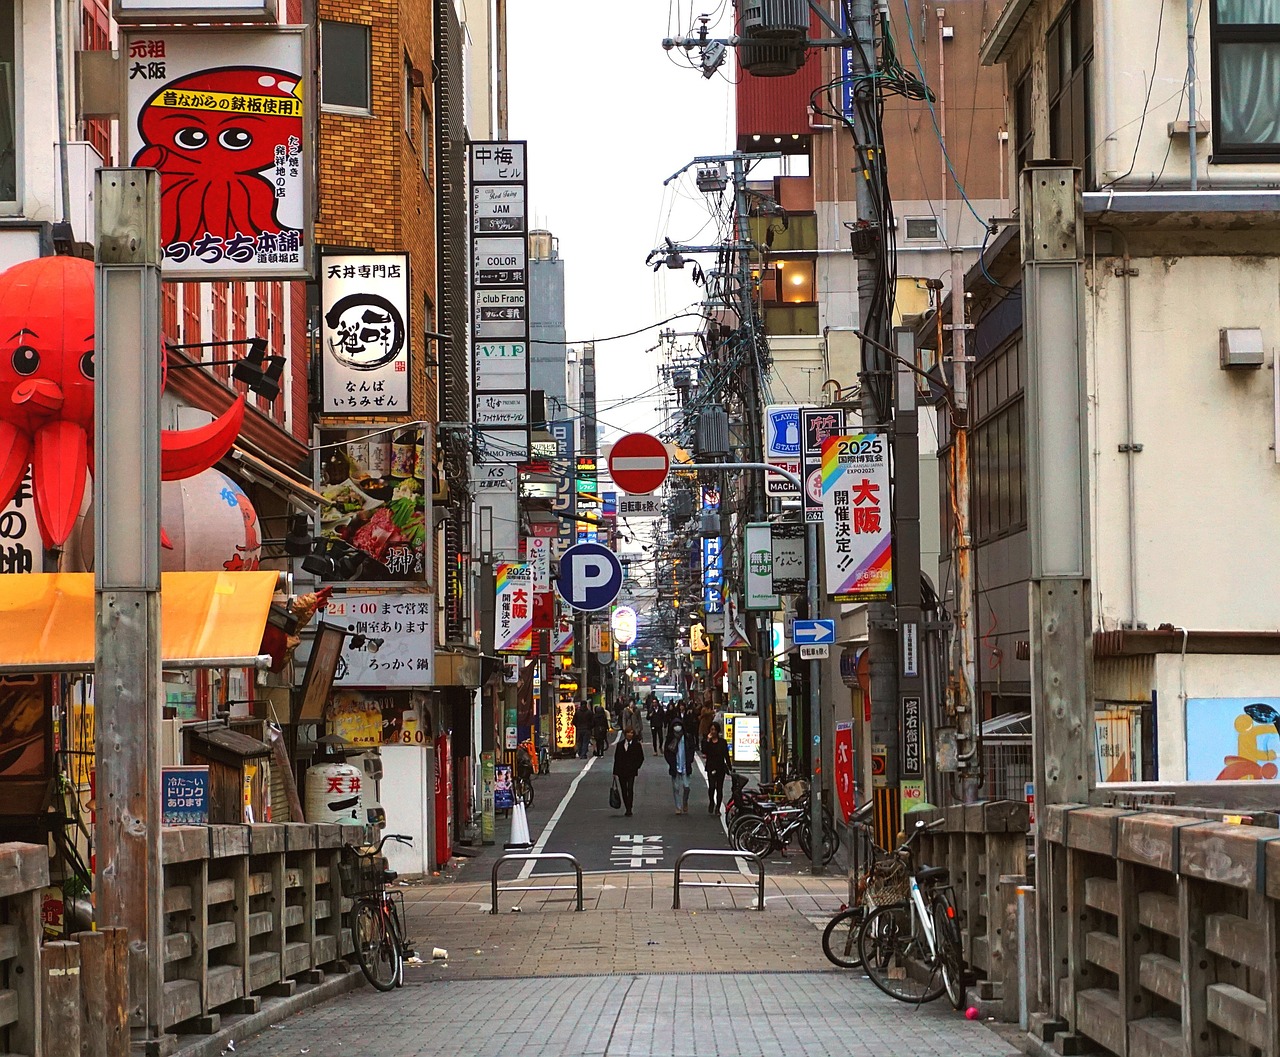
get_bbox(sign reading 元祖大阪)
[320,254,411,415]
[122,27,312,279]
[471,141,530,464]
[819,433,892,602]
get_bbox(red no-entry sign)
[607,432,670,495]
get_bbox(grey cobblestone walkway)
[230,973,1019,1057]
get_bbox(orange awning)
[0,571,279,672]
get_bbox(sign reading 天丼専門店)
[121,27,312,279]
[321,254,411,415]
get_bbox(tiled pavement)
[223,870,1021,1057]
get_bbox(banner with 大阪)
[820,434,892,602]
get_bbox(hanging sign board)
[820,434,892,602]
[114,0,278,24]
[320,254,411,414]
[744,522,779,610]
[121,27,312,279]
[494,562,534,653]
[764,405,803,496]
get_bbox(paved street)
[447,742,849,879]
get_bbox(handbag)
[609,776,622,810]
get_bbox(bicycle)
[340,833,415,992]
[538,742,550,777]
[729,791,840,865]
[514,745,535,807]
[856,817,966,1008]
[820,801,892,969]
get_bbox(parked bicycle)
[729,790,840,865]
[857,817,965,1008]
[514,743,536,807]
[820,801,889,969]
[340,833,415,991]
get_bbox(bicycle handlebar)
[894,817,944,855]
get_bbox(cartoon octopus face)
[133,67,303,245]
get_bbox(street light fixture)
[167,337,287,401]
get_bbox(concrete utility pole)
[1021,164,1094,1015]
[948,248,981,801]
[93,168,165,1045]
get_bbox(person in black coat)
[663,716,699,813]
[701,722,732,814]
[572,701,593,759]
[646,694,665,753]
[612,727,644,816]
[592,702,610,756]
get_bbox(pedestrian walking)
[698,700,715,743]
[622,698,643,738]
[646,694,665,752]
[592,701,610,757]
[573,701,592,760]
[702,722,731,814]
[664,716,697,814]
[612,726,644,817]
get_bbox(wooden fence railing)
[1040,805,1280,1057]
[1,844,45,1057]
[41,930,129,1057]
[911,801,1031,1020]
[160,823,355,1034]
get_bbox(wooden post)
[0,844,47,1057]
[42,941,83,1057]
[73,930,107,1057]
[101,927,130,1057]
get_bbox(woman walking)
[664,715,698,814]
[612,726,644,817]
[702,722,731,814]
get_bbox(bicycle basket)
[865,857,910,905]
[339,846,384,899]
[783,779,810,802]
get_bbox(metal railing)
[489,853,584,914]
[672,849,765,911]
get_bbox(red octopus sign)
[124,29,309,278]
[0,256,245,549]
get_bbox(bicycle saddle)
[382,869,399,884]
[917,865,949,884]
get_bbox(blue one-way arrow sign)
[793,619,836,644]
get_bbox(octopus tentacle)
[31,419,88,548]
[0,420,31,510]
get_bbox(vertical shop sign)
[834,721,855,822]
[801,407,846,522]
[764,404,803,496]
[701,484,723,613]
[493,561,534,653]
[819,433,892,602]
[320,253,411,414]
[470,142,529,463]
[901,695,923,779]
[0,471,43,575]
[744,522,778,610]
[122,27,312,279]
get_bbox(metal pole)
[495,0,508,140]
[1186,0,1198,192]
[805,520,824,874]
[93,168,164,1043]
[950,248,981,801]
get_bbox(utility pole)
[1022,163,1093,1015]
[93,168,165,1045]
[949,248,981,801]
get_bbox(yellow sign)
[155,88,303,117]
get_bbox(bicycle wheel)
[857,903,945,1004]
[519,777,534,807]
[732,815,776,858]
[821,907,865,969]
[353,899,398,992]
[798,820,839,865]
[932,893,965,1010]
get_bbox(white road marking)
[610,833,664,869]
[518,754,597,879]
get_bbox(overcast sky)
[507,1,735,444]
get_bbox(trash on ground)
[432,947,449,960]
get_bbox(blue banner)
[162,766,209,825]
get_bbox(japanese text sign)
[494,561,534,653]
[122,27,312,279]
[0,471,43,575]
[802,407,846,522]
[321,254,411,415]
[820,434,892,602]
[323,592,435,687]
[162,766,209,825]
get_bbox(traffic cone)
[505,800,532,850]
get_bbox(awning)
[226,446,330,514]
[0,571,279,673]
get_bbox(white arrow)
[794,623,833,643]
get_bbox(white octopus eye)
[218,128,253,151]
[174,128,208,150]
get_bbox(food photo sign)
[122,27,313,278]
[316,427,428,582]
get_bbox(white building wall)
[1087,253,1280,632]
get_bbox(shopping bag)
[609,777,622,810]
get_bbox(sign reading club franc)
[555,542,624,612]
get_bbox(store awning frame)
[0,571,280,674]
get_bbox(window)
[404,55,413,139]
[971,339,1027,544]
[1047,0,1093,184]
[420,95,431,177]
[1014,70,1034,173]
[0,0,16,205]
[763,259,815,304]
[320,21,371,112]
[1211,1,1280,158]
[904,217,940,241]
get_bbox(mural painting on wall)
[1186,698,1280,781]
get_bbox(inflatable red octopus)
[132,67,303,247]
[0,256,245,548]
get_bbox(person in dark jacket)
[646,695,665,752]
[701,722,732,814]
[663,716,699,813]
[572,701,592,759]
[612,726,644,816]
[592,701,610,757]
